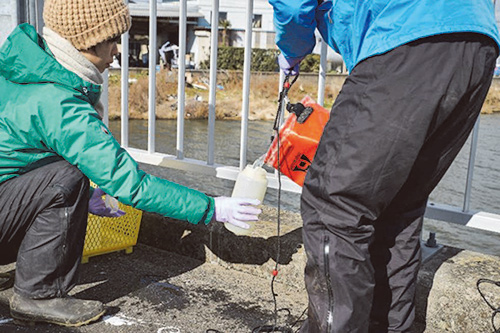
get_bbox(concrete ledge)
[138,208,500,332]
[1,208,499,331]
[138,205,306,289]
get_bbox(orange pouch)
[264,96,330,186]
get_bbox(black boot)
[0,271,14,291]
[10,292,105,327]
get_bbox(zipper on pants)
[324,235,334,332]
[55,207,69,297]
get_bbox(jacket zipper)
[324,235,334,332]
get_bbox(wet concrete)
[0,206,499,332]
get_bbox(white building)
[0,0,342,69]
[128,0,277,68]
[195,0,276,47]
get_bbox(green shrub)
[299,54,321,73]
[200,47,322,73]
[200,47,278,72]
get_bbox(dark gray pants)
[0,160,89,299]
[300,33,497,333]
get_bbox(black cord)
[477,278,500,332]
[208,74,306,333]
[272,100,283,328]
[291,307,308,333]
[253,74,304,333]
[252,325,293,333]
[273,74,299,131]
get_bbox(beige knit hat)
[43,0,131,50]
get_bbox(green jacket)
[0,24,215,225]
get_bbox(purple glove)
[89,188,126,217]
[213,197,262,229]
[278,53,303,76]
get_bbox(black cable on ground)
[252,74,305,333]
[207,74,307,333]
[290,307,308,333]
[477,278,500,333]
[252,95,286,333]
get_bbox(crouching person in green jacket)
[0,0,261,327]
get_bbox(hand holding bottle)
[213,197,261,230]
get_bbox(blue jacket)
[269,0,500,72]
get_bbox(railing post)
[273,70,287,179]
[177,0,187,160]
[121,0,130,148]
[207,0,220,165]
[28,0,43,34]
[102,69,109,126]
[147,0,157,154]
[239,0,254,170]
[463,117,480,212]
[278,70,286,125]
[317,38,327,106]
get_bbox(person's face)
[81,37,120,73]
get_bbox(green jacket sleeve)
[38,90,214,225]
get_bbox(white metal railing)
[121,0,130,148]
[106,0,500,234]
[148,0,157,154]
[240,0,254,170]
[207,0,219,165]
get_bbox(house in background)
[0,0,343,70]
[193,0,277,66]
[128,0,343,70]
[0,0,274,69]
[127,0,204,68]
[128,0,276,68]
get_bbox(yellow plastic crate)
[82,189,142,263]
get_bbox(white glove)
[213,197,262,229]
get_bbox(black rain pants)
[300,33,498,333]
[0,160,89,299]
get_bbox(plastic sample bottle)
[224,165,268,235]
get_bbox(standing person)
[139,43,149,67]
[159,41,174,70]
[0,0,260,327]
[269,0,500,332]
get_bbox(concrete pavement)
[0,205,499,332]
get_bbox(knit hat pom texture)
[43,0,131,50]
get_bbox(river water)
[108,114,500,254]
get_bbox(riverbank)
[107,69,500,120]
